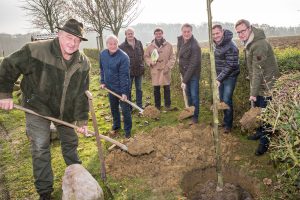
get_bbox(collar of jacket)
[151,38,167,48]
[28,38,83,71]
[244,30,254,48]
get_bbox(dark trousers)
[130,75,143,108]
[185,75,200,121]
[26,113,81,195]
[219,76,237,128]
[154,85,171,109]
[255,96,272,146]
[108,93,132,136]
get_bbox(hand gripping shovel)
[13,104,128,151]
[104,87,144,113]
[104,87,161,119]
[85,91,113,198]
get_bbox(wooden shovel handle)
[85,91,107,181]
[13,104,128,151]
[180,76,189,108]
[104,87,144,113]
[250,100,255,108]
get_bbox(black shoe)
[255,143,268,156]
[247,131,263,140]
[125,133,131,139]
[39,192,51,200]
[224,127,231,134]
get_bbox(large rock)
[62,164,104,200]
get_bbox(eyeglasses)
[237,27,249,35]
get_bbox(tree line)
[1,22,300,56]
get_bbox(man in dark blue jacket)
[212,24,240,133]
[100,35,132,138]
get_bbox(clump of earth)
[239,107,261,131]
[142,105,160,119]
[106,123,257,198]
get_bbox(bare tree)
[21,0,70,33]
[98,0,142,36]
[68,0,107,50]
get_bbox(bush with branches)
[261,72,300,199]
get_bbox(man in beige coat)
[144,28,175,110]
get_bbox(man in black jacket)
[177,23,202,124]
[212,24,240,133]
[119,27,144,109]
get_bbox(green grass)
[0,56,290,199]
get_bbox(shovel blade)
[178,106,195,120]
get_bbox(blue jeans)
[255,96,272,146]
[219,76,237,128]
[130,76,143,108]
[108,93,132,136]
[185,75,200,121]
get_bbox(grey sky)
[1,0,300,34]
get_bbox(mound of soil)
[143,105,160,119]
[106,123,245,197]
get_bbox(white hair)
[125,27,135,34]
[105,34,119,44]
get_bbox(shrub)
[261,72,300,199]
[274,47,300,71]
[83,48,99,61]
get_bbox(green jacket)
[0,38,90,124]
[244,27,280,97]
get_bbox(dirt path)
[0,123,11,200]
[106,123,261,199]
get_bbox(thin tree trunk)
[98,34,104,51]
[206,0,223,190]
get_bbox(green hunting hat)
[57,19,88,41]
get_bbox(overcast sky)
[0,0,300,34]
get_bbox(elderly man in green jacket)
[235,19,280,156]
[0,19,90,199]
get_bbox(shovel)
[178,77,195,121]
[104,87,160,119]
[14,104,152,156]
[239,100,261,131]
[85,91,113,198]
[104,87,144,113]
[13,104,128,151]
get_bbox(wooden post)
[206,0,224,190]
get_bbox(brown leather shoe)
[108,130,119,138]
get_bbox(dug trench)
[106,123,261,199]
